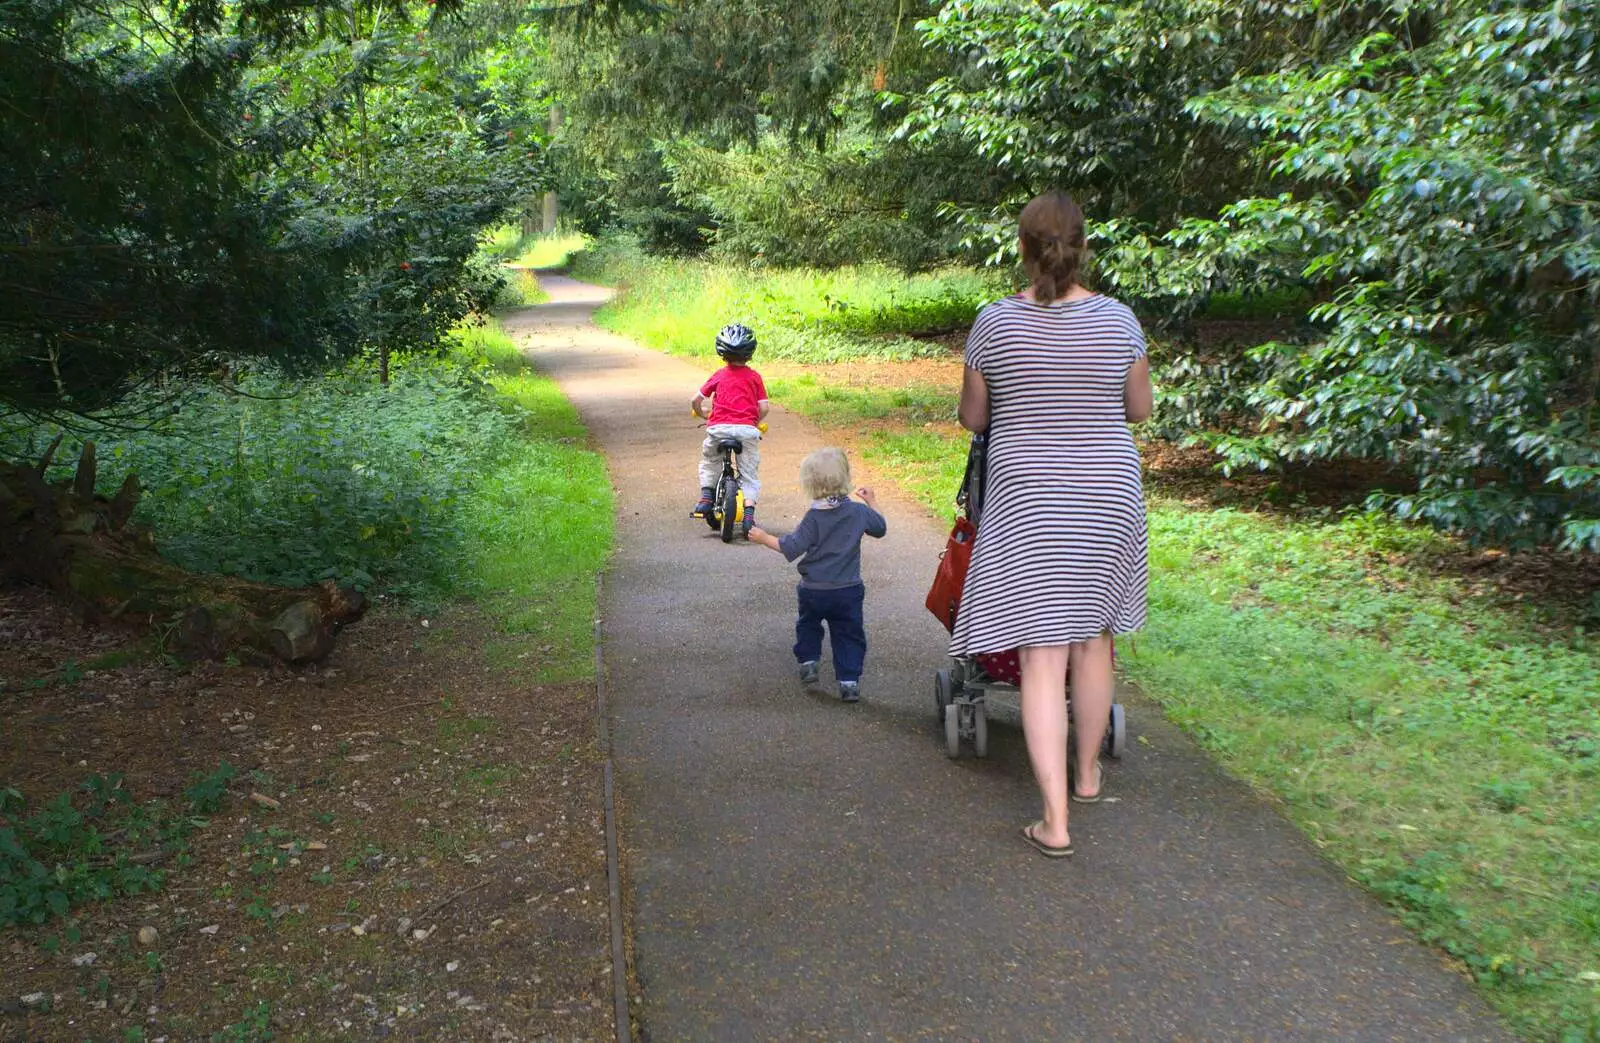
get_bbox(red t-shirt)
[700,365,767,426]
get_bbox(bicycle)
[695,416,767,543]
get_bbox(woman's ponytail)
[1019,192,1087,305]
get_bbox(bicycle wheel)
[705,464,727,530]
[719,476,740,542]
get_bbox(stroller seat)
[929,433,1126,759]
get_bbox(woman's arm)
[958,366,989,432]
[1124,356,1153,423]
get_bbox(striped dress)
[949,293,1148,655]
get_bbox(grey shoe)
[798,661,820,684]
[838,681,861,703]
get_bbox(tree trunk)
[0,443,365,664]
[540,104,563,236]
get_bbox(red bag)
[925,516,976,633]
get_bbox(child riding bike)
[691,324,769,537]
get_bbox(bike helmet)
[715,323,758,362]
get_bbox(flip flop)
[1021,821,1074,859]
[1071,762,1105,804]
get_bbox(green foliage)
[540,0,975,261]
[662,132,981,269]
[462,331,613,683]
[559,141,719,255]
[1163,5,1600,551]
[482,226,589,269]
[0,0,358,415]
[0,767,232,928]
[1,0,545,418]
[907,0,1295,247]
[546,0,931,144]
[907,0,1600,551]
[766,375,955,426]
[184,762,238,815]
[212,1000,273,1043]
[572,237,1003,361]
[5,355,519,592]
[1,317,602,601]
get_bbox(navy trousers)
[794,583,867,683]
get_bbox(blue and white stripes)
[950,293,1149,654]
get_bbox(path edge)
[595,572,632,1043]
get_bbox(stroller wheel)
[943,704,962,759]
[972,702,988,759]
[1105,703,1127,759]
[934,669,954,725]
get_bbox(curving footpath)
[509,275,1511,1042]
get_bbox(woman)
[952,191,1153,859]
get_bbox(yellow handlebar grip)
[758,422,769,434]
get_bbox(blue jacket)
[778,498,887,589]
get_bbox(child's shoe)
[690,487,714,518]
[741,505,756,537]
[798,660,820,685]
[838,681,861,703]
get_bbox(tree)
[0,0,555,658]
[0,0,364,416]
[537,0,995,262]
[905,0,1599,550]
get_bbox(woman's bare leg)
[1068,634,1115,797]
[1019,645,1071,846]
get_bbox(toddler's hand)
[856,486,878,508]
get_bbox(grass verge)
[570,236,1004,364]
[582,248,1600,1041]
[450,319,613,681]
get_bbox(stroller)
[927,434,1128,760]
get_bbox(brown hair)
[1018,191,1088,305]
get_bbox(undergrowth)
[2,320,607,627]
[0,763,235,928]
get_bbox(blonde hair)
[800,447,852,499]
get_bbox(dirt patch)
[0,588,612,1042]
[1142,440,1416,511]
[765,357,963,390]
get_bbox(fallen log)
[0,441,365,664]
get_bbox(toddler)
[748,448,887,702]
[691,323,768,536]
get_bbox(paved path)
[509,277,1511,1042]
